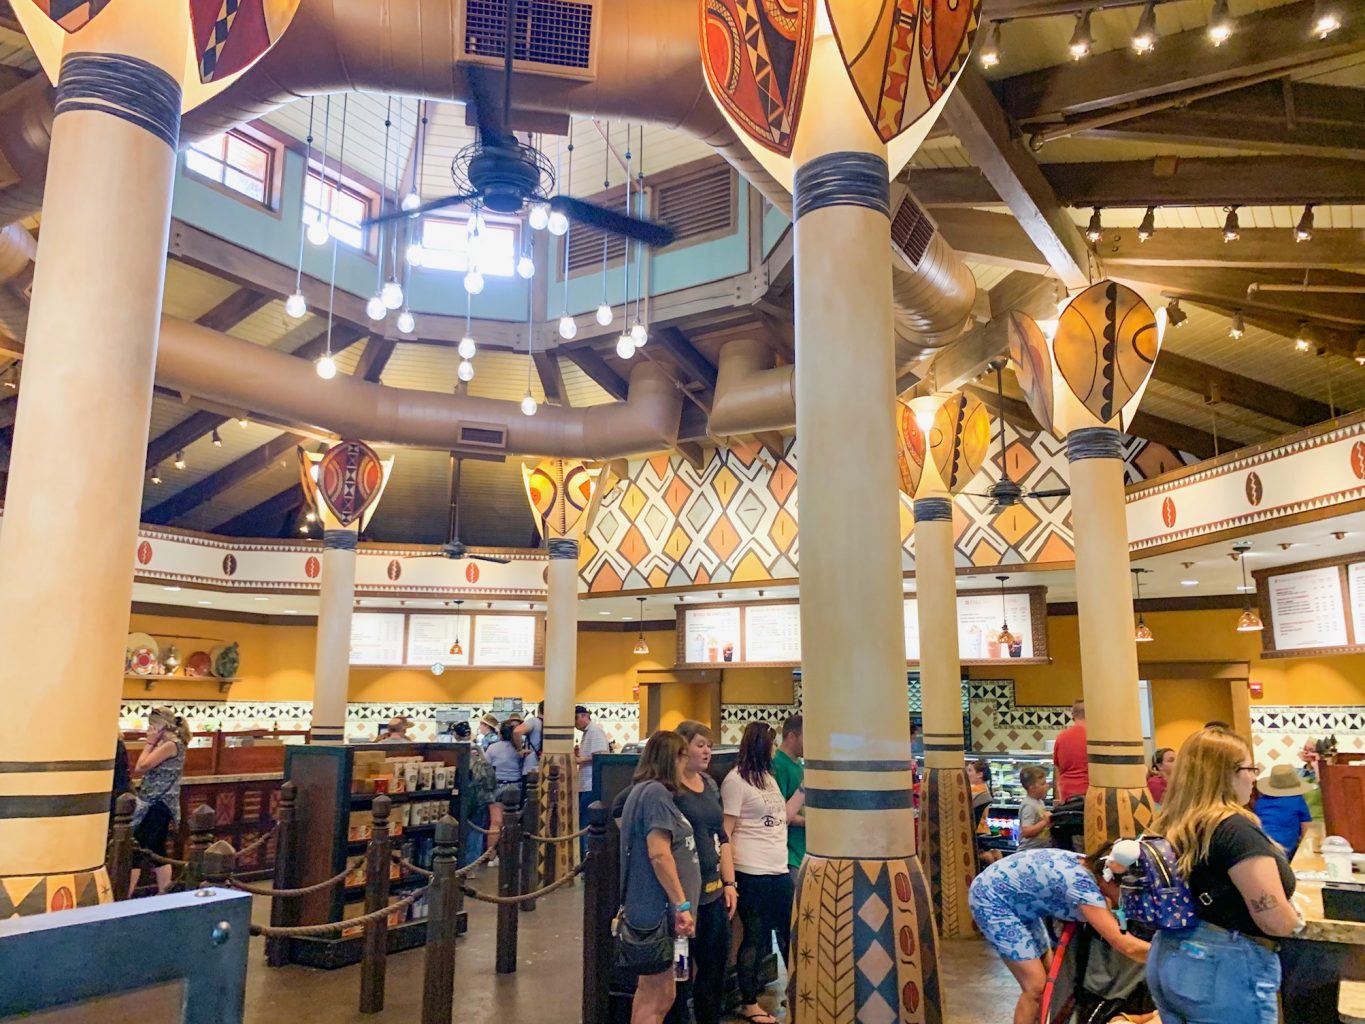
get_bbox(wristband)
[676,901,692,912]
[723,881,737,889]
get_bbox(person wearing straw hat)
[478,712,500,752]
[1254,764,1316,858]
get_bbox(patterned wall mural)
[580,427,1192,591]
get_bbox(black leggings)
[735,870,793,1006]
[663,897,729,1024]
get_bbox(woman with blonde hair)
[129,707,191,895]
[1145,727,1303,1024]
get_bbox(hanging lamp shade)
[1236,608,1264,632]
[1134,619,1154,642]
[522,457,613,543]
[897,392,992,499]
[298,440,394,530]
[633,597,650,654]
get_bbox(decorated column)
[1008,286,1165,847]
[0,0,297,915]
[701,2,978,1019]
[899,393,989,938]
[299,441,392,744]
[523,457,609,879]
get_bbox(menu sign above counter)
[350,610,543,668]
[1256,553,1365,658]
[676,588,1047,667]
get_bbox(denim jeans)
[1146,920,1281,1024]
[578,791,594,860]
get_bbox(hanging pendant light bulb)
[1234,543,1263,631]
[306,217,330,246]
[616,332,636,359]
[517,253,535,279]
[558,314,578,340]
[633,597,650,655]
[285,290,308,319]
[366,294,387,321]
[1085,207,1103,244]
[450,600,465,656]
[464,268,485,295]
[547,209,569,235]
[595,302,614,327]
[995,575,1015,647]
[1132,568,1154,643]
[369,98,396,330]
[458,334,477,360]
[528,202,550,231]
[315,354,338,379]
[457,358,475,382]
[405,240,425,266]
[396,308,416,334]
[381,278,404,309]
[400,189,421,212]
[520,392,538,416]
[630,321,648,348]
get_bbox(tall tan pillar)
[0,9,190,915]
[786,38,941,1021]
[311,522,358,744]
[1068,429,1154,846]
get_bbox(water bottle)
[674,936,690,980]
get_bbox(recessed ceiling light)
[284,609,298,615]
[197,600,212,606]
[1237,584,1255,593]
[599,611,611,616]
[163,585,182,592]
[1180,579,1199,587]
[254,596,269,602]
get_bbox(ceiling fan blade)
[549,195,676,248]
[462,62,509,145]
[470,554,513,565]
[1025,488,1071,499]
[960,492,996,500]
[363,193,476,228]
[406,553,448,558]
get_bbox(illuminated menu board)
[678,589,1046,666]
[1257,555,1365,658]
[406,614,472,667]
[350,613,405,666]
[350,612,542,667]
[473,614,538,666]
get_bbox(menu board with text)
[745,603,802,663]
[406,614,472,667]
[1349,562,1365,643]
[473,614,538,666]
[904,592,1035,662]
[1267,566,1349,651]
[350,612,405,666]
[683,606,742,664]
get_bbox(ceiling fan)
[407,456,512,564]
[362,6,674,249]
[962,359,1071,511]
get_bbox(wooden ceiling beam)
[1149,351,1332,428]
[655,327,719,393]
[211,484,303,536]
[194,287,272,332]
[146,410,229,471]
[532,350,567,406]
[912,157,1365,210]
[1114,266,1365,327]
[1105,229,1365,272]
[353,335,397,383]
[944,67,1092,289]
[930,208,1052,274]
[561,345,629,402]
[1001,1,1365,123]
[143,432,305,525]
[290,325,369,364]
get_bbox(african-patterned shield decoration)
[1007,309,1055,434]
[523,457,602,541]
[315,440,385,527]
[825,0,980,142]
[29,0,112,31]
[190,0,300,83]
[1053,280,1159,426]
[700,0,815,157]
[897,391,989,498]
[896,402,929,498]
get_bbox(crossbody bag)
[612,784,675,976]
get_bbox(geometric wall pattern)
[581,425,1192,591]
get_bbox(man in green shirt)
[772,713,805,881]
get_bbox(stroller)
[1040,922,1158,1024]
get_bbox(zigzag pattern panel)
[581,431,1191,591]
[919,767,977,939]
[536,753,574,882]
[0,868,112,917]
[1084,785,1157,848]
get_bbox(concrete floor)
[243,870,1016,1024]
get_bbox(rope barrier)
[467,821,497,836]
[525,825,589,843]
[227,855,365,898]
[134,846,188,868]
[460,856,589,905]
[246,886,429,938]
[235,822,280,857]
[391,843,497,880]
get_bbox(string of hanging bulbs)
[977,0,1343,69]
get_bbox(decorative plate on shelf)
[184,651,212,678]
[210,642,240,679]
[127,647,159,676]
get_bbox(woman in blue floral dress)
[129,707,189,895]
[968,844,1149,1024]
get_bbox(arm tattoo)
[1248,890,1278,913]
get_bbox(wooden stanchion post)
[421,815,461,1024]
[581,802,615,1024]
[266,781,297,968]
[107,792,136,901]
[360,794,393,1014]
[545,760,565,885]
[496,786,522,975]
[183,805,215,889]
[202,839,236,889]
[520,770,540,913]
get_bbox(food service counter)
[1281,823,1365,1022]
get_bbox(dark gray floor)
[243,870,1016,1024]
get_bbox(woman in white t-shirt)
[721,722,800,1024]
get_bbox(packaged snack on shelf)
[433,765,450,790]
[419,763,435,791]
[403,763,421,791]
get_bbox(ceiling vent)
[891,192,936,270]
[460,0,598,81]
[452,422,509,460]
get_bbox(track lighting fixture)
[979,20,1002,67]
[1221,206,1240,243]
[1354,337,1365,367]
[237,416,249,428]
[1138,206,1156,242]
[1085,207,1103,244]
[1313,0,1342,38]
[1068,9,1094,59]
[1229,311,1245,340]
[211,428,222,447]
[1165,298,1187,327]
[1132,1,1159,52]
[150,466,163,485]
[1208,0,1233,45]
[1295,322,1312,353]
[1295,204,1315,243]
[173,451,187,470]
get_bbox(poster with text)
[350,612,405,665]
[1349,563,1365,644]
[406,614,472,667]
[904,593,1034,662]
[473,615,538,666]
[1269,566,1348,651]
[744,604,802,662]
[684,606,742,664]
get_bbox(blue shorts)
[968,884,1053,962]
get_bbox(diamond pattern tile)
[857,892,889,932]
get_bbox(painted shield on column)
[825,0,980,142]
[1007,309,1057,436]
[1053,280,1159,426]
[190,0,300,83]
[316,439,385,528]
[896,402,929,498]
[699,0,815,157]
[523,457,600,541]
[28,0,112,31]
[933,391,990,493]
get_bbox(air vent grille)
[456,423,508,451]
[891,193,936,269]
[465,0,594,70]
[566,223,626,274]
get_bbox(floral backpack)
[1117,836,1199,931]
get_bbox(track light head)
[1295,322,1312,352]
[979,20,1002,67]
[1132,0,1159,52]
[1208,0,1234,44]
[1085,207,1103,244]
[1137,206,1156,242]
[1313,0,1342,38]
[1165,298,1188,328]
[1221,206,1240,243]
[1295,204,1315,243]
[1229,311,1245,340]
[1068,9,1094,59]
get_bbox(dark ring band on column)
[0,792,111,818]
[323,529,358,551]
[548,538,579,560]
[913,497,953,523]
[1066,426,1124,462]
[54,53,181,149]
[803,786,913,811]
[794,151,890,221]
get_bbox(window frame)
[416,209,524,278]
[183,127,283,213]
[302,164,379,257]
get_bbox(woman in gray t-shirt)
[620,731,701,1024]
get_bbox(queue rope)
[227,855,366,898]
[525,825,589,843]
[134,846,189,868]
[244,886,429,938]
[459,856,589,905]
[234,822,280,857]
[391,842,497,879]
